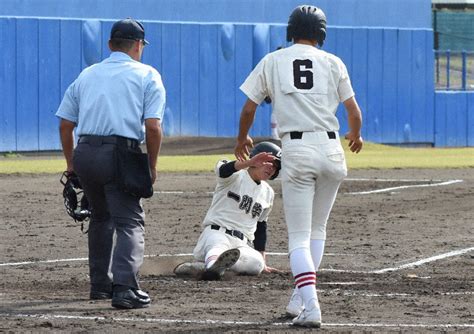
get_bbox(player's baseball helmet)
[250,142,282,180]
[286,5,327,47]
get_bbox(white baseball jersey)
[202,160,274,241]
[240,43,354,136]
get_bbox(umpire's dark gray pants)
[73,142,145,291]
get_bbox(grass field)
[0,142,473,174]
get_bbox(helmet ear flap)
[317,27,326,46]
[286,24,294,42]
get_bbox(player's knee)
[310,223,327,240]
[242,261,264,275]
[288,231,311,253]
[232,251,264,275]
[288,246,311,260]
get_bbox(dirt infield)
[0,140,473,332]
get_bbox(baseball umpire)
[56,18,166,309]
[235,5,363,327]
[174,142,282,280]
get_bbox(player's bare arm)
[145,118,162,184]
[235,98,258,161]
[59,118,76,173]
[235,152,275,170]
[343,97,364,153]
[260,251,284,274]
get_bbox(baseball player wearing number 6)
[235,5,363,328]
[174,142,282,280]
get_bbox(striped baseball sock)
[205,247,224,270]
[205,255,218,270]
[290,247,318,310]
[294,271,318,309]
[295,271,316,289]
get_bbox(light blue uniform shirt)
[56,52,166,141]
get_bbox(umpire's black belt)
[290,131,336,140]
[211,224,245,240]
[78,135,140,149]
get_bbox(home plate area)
[0,168,472,331]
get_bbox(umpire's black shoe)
[90,290,113,300]
[111,288,151,309]
[90,284,113,300]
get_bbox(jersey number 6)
[293,59,313,90]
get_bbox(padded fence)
[435,91,474,147]
[0,17,460,151]
[0,0,432,28]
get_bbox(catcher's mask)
[60,171,91,232]
[249,141,282,180]
[286,5,327,47]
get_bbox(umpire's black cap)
[110,18,149,45]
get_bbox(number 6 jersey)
[240,43,355,136]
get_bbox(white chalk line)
[0,252,345,267]
[2,248,472,275]
[318,281,365,285]
[147,285,473,297]
[154,178,463,195]
[371,247,474,273]
[0,313,472,329]
[190,288,474,298]
[345,178,445,182]
[324,290,473,297]
[347,179,463,195]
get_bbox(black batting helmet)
[250,141,282,180]
[286,5,327,47]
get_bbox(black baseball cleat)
[111,288,151,309]
[200,248,240,281]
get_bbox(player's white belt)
[210,224,245,241]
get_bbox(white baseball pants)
[281,131,347,253]
[193,225,265,275]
